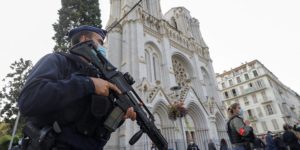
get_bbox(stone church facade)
[104,0,229,149]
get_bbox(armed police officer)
[18,25,137,150]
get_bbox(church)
[104,0,229,149]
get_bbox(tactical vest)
[227,116,245,144]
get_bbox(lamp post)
[170,86,187,150]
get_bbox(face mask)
[239,108,244,116]
[97,45,106,57]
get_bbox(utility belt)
[18,121,60,150]
[17,95,116,150]
[19,121,112,150]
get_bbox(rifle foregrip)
[104,106,124,132]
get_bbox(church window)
[145,45,162,84]
[153,54,161,81]
[145,50,152,82]
[172,57,190,87]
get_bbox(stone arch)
[145,41,162,58]
[171,53,194,88]
[144,42,162,83]
[200,67,211,85]
[183,114,196,144]
[152,100,170,126]
[152,100,177,149]
[186,102,209,150]
[215,112,231,147]
[201,66,213,99]
[171,17,178,29]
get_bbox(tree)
[0,58,32,128]
[52,0,103,52]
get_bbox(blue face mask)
[97,45,106,57]
[239,108,244,116]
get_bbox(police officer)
[18,25,137,150]
[227,103,253,150]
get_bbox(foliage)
[0,123,10,137]
[168,100,188,121]
[52,0,103,52]
[0,134,19,150]
[0,58,32,131]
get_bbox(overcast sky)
[0,0,299,93]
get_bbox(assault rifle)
[69,41,168,150]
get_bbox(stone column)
[208,115,219,143]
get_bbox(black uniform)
[18,52,112,150]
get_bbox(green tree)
[52,0,103,52]
[0,122,10,137]
[0,58,32,129]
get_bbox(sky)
[0,0,299,93]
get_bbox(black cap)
[67,25,107,40]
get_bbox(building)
[104,0,229,149]
[216,60,300,135]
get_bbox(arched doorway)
[187,102,209,150]
[215,112,231,148]
[152,100,177,149]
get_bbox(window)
[222,82,226,89]
[145,48,161,83]
[244,97,249,105]
[224,91,229,99]
[257,80,264,88]
[236,76,241,83]
[252,123,258,133]
[266,104,274,115]
[256,107,263,117]
[153,54,161,81]
[252,94,258,103]
[249,83,253,88]
[271,119,279,130]
[145,50,152,81]
[247,109,253,117]
[244,74,249,80]
[261,121,268,131]
[232,89,237,97]
[261,91,267,100]
[253,70,258,77]
[229,79,233,86]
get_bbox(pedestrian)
[266,131,277,150]
[220,139,229,150]
[273,134,288,150]
[282,124,300,150]
[17,25,137,150]
[208,139,217,150]
[187,141,200,150]
[226,103,253,150]
[253,137,265,150]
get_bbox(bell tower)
[141,0,162,19]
